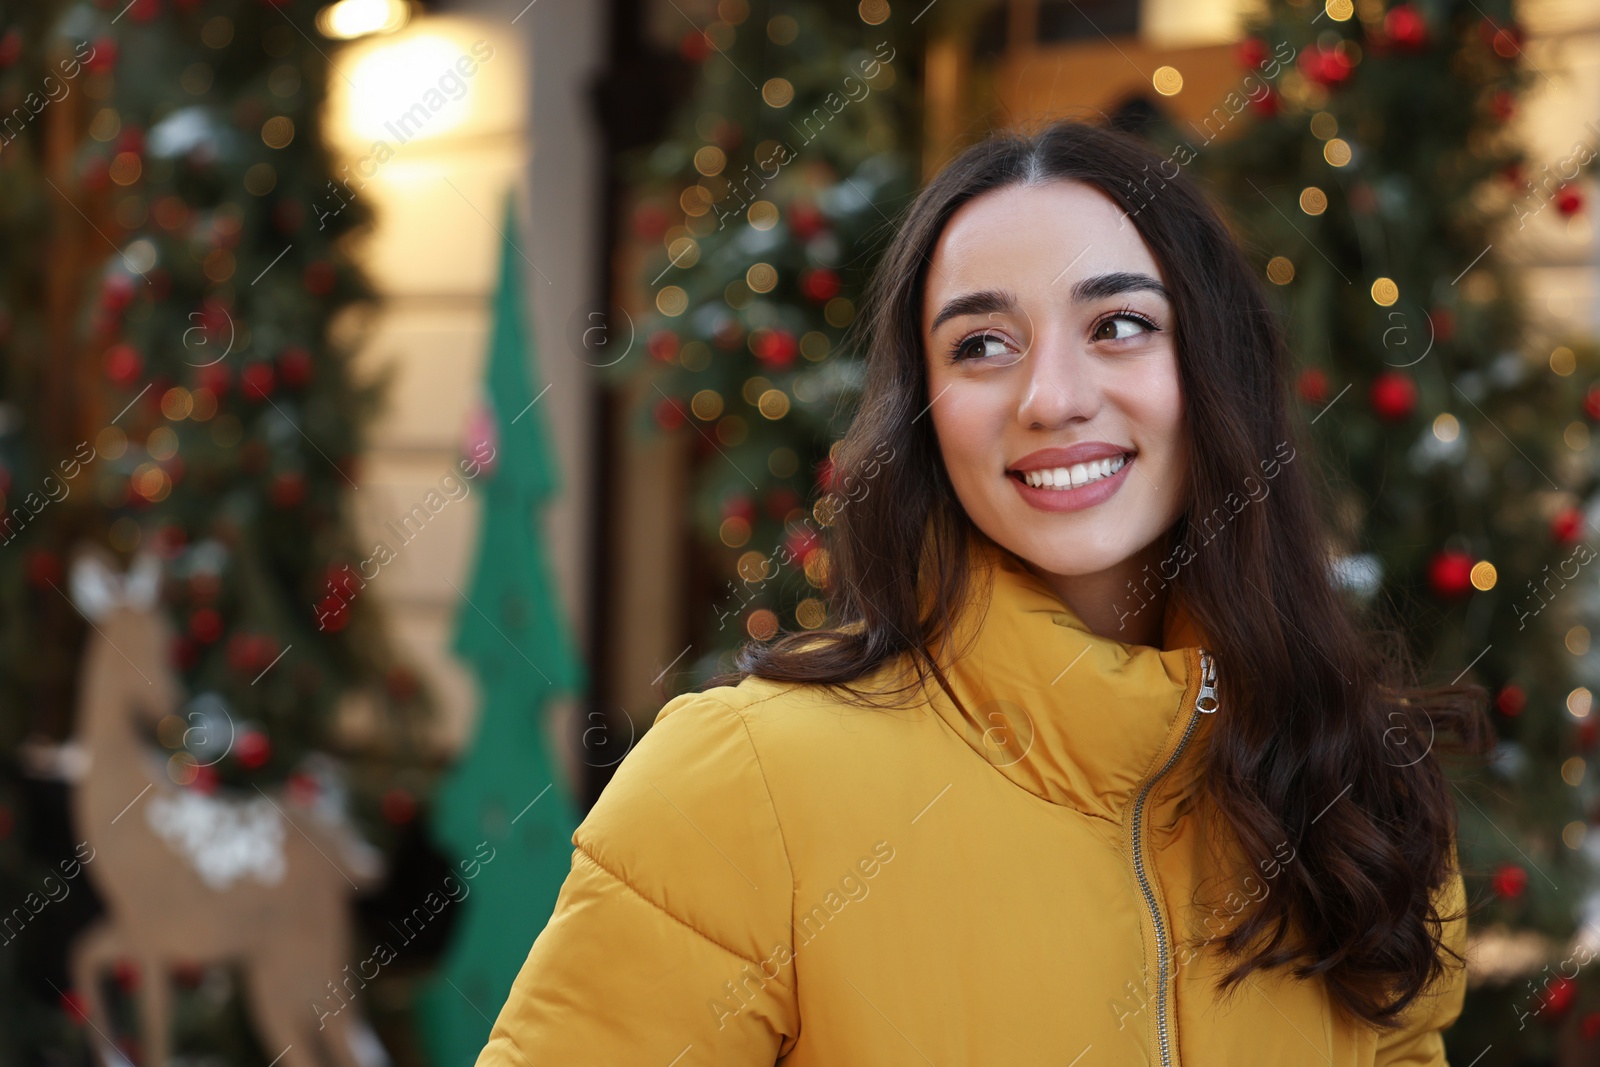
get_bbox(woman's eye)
[1093,314,1156,341]
[951,331,1013,362]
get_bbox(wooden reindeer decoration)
[67,545,386,1067]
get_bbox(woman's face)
[921,179,1187,609]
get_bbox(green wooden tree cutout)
[417,190,584,1064]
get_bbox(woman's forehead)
[922,183,1167,324]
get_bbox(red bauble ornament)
[197,362,230,396]
[1427,307,1455,344]
[84,38,117,75]
[189,608,223,644]
[277,346,313,389]
[1556,184,1585,218]
[105,343,143,388]
[679,29,712,64]
[115,126,145,158]
[1298,47,1353,88]
[235,730,271,770]
[81,153,110,192]
[1544,976,1578,1019]
[801,268,841,302]
[169,635,199,672]
[1235,37,1268,68]
[382,787,417,825]
[789,200,826,241]
[1489,90,1516,122]
[315,595,350,632]
[1585,384,1600,421]
[1479,18,1523,57]
[1297,368,1329,404]
[653,396,686,430]
[101,274,136,315]
[60,989,89,1025]
[270,472,306,508]
[189,764,219,794]
[1383,4,1428,50]
[647,330,680,363]
[721,494,755,524]
[227,633,278,674]
[325,563,360,600]
[302,260,336,295]
[765,487,802,520]
[1369,371,1417,421]
[753,329,798,369]
[1427,549,1475,599]
[785,526,820,564]
[632,202,670,241]
[1553,507,1584,543]
[0,30,21,68]
[27,550,62,589]
[1495,682,1525,715]
[241,362,276,401]
[155,523,187,558]
[288,772,319,806]
[815,456,836,492]
[1490,863,1528,899]
[1250,88,1282,118]
[127,0,161,22]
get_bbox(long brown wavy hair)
[700,118,1492,1033]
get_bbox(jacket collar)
[922,533,1215,822]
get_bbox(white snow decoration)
[346,1014,393,1067]
[145,107,220,158]
[1327,552,1382,598]
[145,791,287,890]
[1408,422,1468,471]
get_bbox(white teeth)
[1020,454,1127,489]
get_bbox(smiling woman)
[920,180,1189,645]
[474,119,1494,1067]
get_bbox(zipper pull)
[1196,648,1219,714]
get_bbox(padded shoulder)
[577,688,797,977]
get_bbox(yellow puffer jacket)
[476,536,1468,1066]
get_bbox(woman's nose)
[1016,332,1099,429]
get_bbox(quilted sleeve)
[475,690,800,1066]
[1373,845,1470,1067]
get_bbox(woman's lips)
[1008,454,1134,513]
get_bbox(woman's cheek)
[933,391,996,480]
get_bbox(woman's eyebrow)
[1070,271,1168,302]
[928,289,1019,334]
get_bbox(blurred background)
[0,0,1597,1063]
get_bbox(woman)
[476,119,1491,1065]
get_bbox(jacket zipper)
[1130,646,1218,1067]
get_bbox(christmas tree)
[614,0,918,687]
[1183,0,1600,1060]
[0,0,431,1058]
[417,192,584,1065]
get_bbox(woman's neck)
[1020,535,1172,648]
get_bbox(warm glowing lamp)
[316,0,412,40]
